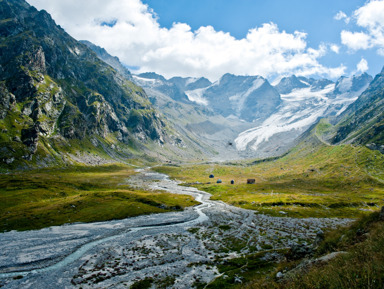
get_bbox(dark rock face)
[0,82,16,119]
[0,0,167,165]
[274,75,335,94]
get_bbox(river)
[0,169,351,288]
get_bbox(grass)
[243,209,384,288]
[205,251,282,289]
[154,140,384,218]
[0,164,198,232]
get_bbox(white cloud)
[341,31,371,50]
[356,58,369,73]
[27,0,345,81]
[334,11,350,24]
[340,0,384,54]
[330,44,340,54]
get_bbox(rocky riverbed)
[0,169,352,288]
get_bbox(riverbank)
[0,169,352,288]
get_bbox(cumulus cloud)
[340,0,384,54]
[27,0,345,80]
[334,11,350,24]
[341,31,371,50]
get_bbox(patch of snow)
[185,88,209,106]
[74,47,81,56]
[132,75,157,84]
[299,79,310,86]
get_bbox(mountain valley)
[1,0,384,288]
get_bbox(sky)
[27,0,384,82]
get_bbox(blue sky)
[28,0,384,81]
[142,0,382,77]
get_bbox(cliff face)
[0,0,167,167]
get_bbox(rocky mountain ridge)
[0,0,181,168]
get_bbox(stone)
[276,272,284,278]
[316,251,347,263]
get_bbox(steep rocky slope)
[332,67,384,151]
[80,40,133,82]
[0,0,185,168]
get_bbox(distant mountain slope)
[332,68,384,151]
[168,76,212,91]
[133,69,374,159]
[134,73,190,103]
[274,75,311,94]
[132,73,253,160]
[234,73,372,157]
[191,74,282,122]
[0,0,173,168]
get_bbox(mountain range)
[0,0,200,168]
[129,65,373,158]
[0,0,384,168]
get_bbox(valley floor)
[0,169,351,288]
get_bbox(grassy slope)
[244,210,384,289]
[0,164,198,232]
[155,120,384,218]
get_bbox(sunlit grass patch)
[154,144,384,218]
[0,164,198,231]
